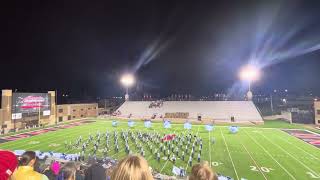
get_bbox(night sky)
[1,0,320,99]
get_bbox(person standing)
[111,155,153,180]
[188,157,192,167]
[12,151,49,180]
[0,150,18,180]
[181,151,185,161]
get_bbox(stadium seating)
[116,101,263,123]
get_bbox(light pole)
[239,65,260,101]
[120,74,135,101]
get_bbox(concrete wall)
[263,111,292,122]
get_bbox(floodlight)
[120,74,135,87]
[120,73,135,101]
[239,64,261,101]
[239,65,260,82]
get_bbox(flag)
[144,120,152,128]
[128,120,135,127]
[164,120,171,129]
[172,166,181,176]
[112,120,118,127]
[205,124,214,131]
[184,122,192,130]
[229,126,239,134]
[162,134,176,141]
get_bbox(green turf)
[0,119,319,180]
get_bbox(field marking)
[220,128,240,180]
[305,129,320,136]
[278,131,320,160]
[160,160,169,173]
[0,123,97,149]
[259,133,320,177]
[243,130,297,180]
[278,136,320,161]
[0,120,107,148]
[156,128,180,174]
[240,142,268,180]
[0,119,88,139]
[209,131,212,167]
[184,125,200,170]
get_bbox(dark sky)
[1,0,320,99]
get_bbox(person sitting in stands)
[56,162,77,180]
[12,151,49,180]
[189,162,218,180]
[0,150,18,180]
[111,155,153,180]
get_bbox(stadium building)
[0,89,98,134]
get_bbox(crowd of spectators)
[149,100,164,108]
[112,110,121,116]
[0,149,226,180]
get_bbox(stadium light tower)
[120,73,135,101]
[239,64,260,101]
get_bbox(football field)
[0,119,319,180]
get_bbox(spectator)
[111,155,153,180]
[12,151,49,180]
[75,162,84,180]
[189,162,218,180]
[43,161,60,180]
[84,159,106,180]
[105,166,115,180]
[57,162,77,180]
[0,150,18,180]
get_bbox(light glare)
[239,65,260,82]
[120,74,135,87]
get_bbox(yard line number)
[307,172,320,179]
[250,166,274,173]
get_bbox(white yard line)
[184,125,200,170]
[240,143,268,180]
[160,160,169,173]
[278,135,320,161]
[279,129,319,153]
[259,133,320,177]
[158,128,172,174]
[1,123,96,149]
[209,131,212,167]
[0,119,88,138]
[220,128,240,180]
[243,130,297,180]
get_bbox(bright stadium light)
[239,65,260,82]
[120,73,135,101]
[239,65,260,101]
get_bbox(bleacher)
[116,101,264,124]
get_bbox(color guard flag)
[205,124,214,131]
[164,120,171,129]
[184,122,192,130]
[128,120,135,127]
[229,126,239,134]
[144,120,152,128]
[172,166,181,176]
[112,120,118,127]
